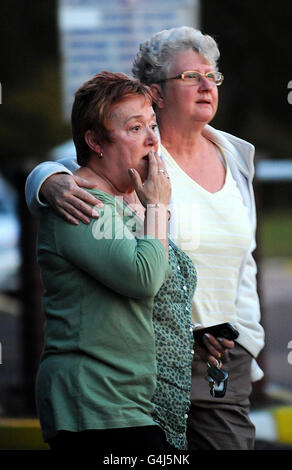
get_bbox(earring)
[97,151,103,159]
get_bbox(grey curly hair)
[132,26,220,85]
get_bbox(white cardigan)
[25,124,265,381]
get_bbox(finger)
[203,334,225,358]
[128,168,143,192]
[147,150,158,180]
[91,205,101,218]
[74,174,98,189]
[217,338,235,350]
[204,333,226,351]
[207,355,222,368]
[60,201,93,224]
[156,153,168,172]
[204,344,223,360]
[55,195,100,221]
[155,154,170,181]
[72,187,104,208]
[57,207,80,225]
[69,194,103,218]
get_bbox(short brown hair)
[71,71,153,166]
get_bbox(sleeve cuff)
[25,162,73,216]
[251,358,264,382]
[36,168,73,208]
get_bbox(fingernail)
[92,209,99,218]
[128,168,134,175]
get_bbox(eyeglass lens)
[183,71,221,84]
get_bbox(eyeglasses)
[158,70,224,86]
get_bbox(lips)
[196,99,211,104]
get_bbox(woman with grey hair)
[132,26,220,85]
[25,26,264,450]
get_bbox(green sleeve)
[51,194,172,299]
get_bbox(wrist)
[145,203,171,220]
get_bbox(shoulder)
[203,125,255,178]
[82,188,117,205]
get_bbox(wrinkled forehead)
[107,95,155,125]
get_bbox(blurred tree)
[201,0,292,158]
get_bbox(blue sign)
[58,0,199,118]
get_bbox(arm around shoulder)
[25,160,75,216]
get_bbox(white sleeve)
[25,157,79,216]
[235,236,265,380]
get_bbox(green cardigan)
[36,190,172,442]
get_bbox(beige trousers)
[187,343,255,450]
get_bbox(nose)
[198,76,213,91]
[145,127,158,147]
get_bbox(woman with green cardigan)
[36,71,196,453]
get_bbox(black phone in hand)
[193,322,239,348]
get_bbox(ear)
[150,84,165,109]
[84,130,102,154]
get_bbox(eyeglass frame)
[157,70,224,86]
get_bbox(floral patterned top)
[152,239,197,449]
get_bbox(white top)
[161,144,252,328]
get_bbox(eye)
[184,72,200,80]
[206,72,216,80]
[151,123,158,131]
[131,125,141,132]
